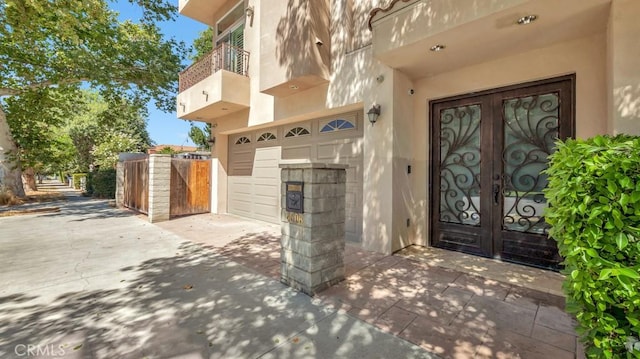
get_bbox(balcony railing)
[179,43,250,93]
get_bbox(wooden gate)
[123,158,149,214]
[170,158,211,217]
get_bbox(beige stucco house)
[176,0,640,270]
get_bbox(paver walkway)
[167,219,580,359]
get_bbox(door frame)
[428,74,576,267]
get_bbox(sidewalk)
[0,193,438,358]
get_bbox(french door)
[430,75,575,270]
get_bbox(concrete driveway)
[0,193,437,358]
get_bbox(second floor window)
[216,1,245,49]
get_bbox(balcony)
[178,0,225,26]
[177,43,251,121]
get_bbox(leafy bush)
[72,173,87,190]
[545,135,640,358]
[86,169,116,199]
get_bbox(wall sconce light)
[202,90,209,101]
[367,104,381,125]
[245,5,255,26]
[179,102,186,111]
[245,6,254,17]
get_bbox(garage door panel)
[282,145,312,160]
[254,194,278,205]
[229,113,363,240]
[228,182,252,194]
[254,203,279,216]
[228,146,282,225]
[253,168,279,179]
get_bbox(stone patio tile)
[396,287,473,325]
[346,268,430,300]
[534,304,576,335]
[345,259,373,276]
[449,273,511,300]
[312,294,353,314]
[506,286,565,309]
[347,306,382,324]
[531,324,576,352]
[374,305,418,335]
[367,255,405,269]
[399,314,487,359]
[402,266,461,291]
[344,250,386,267]
[455,296,536,336]
[477,329,574,359]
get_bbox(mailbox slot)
[285,181,304,213]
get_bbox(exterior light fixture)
[367,104,381,125]
[245,6,254,18]
[430,44,446,52]
[517,15,537,25]
[289,84,299,90]
[202,90,209,101]
[179,102,186,111]
[245,6,255,27]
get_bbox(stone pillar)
[115,161,124,208]
[280,162,347,296]
[148,154,171,223]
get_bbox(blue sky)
[111,1,208,146]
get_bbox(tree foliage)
[4,87,78,173]
[0,0,184,196]
[66,91,151,171]
[190,27,213,62]
[158,146,178,155]
[188,123,211,151]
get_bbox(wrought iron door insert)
[430,76,575,270]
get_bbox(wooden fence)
[170,158,211,217]
[123,158,149,214]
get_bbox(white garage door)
[228,112,363,243]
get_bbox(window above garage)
[284,127,310,138]
[257,132,277,142]
[320,119,356,133]
[235,136,251,145]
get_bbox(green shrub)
[86,169,116,199]
[545,135,640,358]
[72,173,87,190]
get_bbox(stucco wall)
[391,70,415,252]
[410,32,607,246]
[608,0,640,135]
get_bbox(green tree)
[4,86,79,190]
[188,123,211,151]
[92,132,142,168]
[0,0,184,197]
[66,90,151,172]
[190,27,213,61]
[158,146,178,155]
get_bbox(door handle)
[493,184,500,205]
